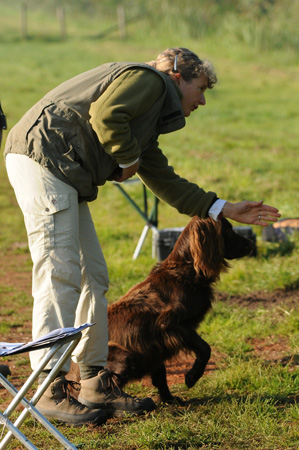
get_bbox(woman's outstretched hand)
[222,200,280,226]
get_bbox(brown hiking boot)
[36,376,107,426]
[78,369,156,418]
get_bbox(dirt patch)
[247,335,291,363]
[217,288,299,311]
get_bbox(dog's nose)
[247,243,254,254]
[239,238,256,258]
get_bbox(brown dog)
[107,217,254,402]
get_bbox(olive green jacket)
[4,62,216,217]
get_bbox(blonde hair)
[146,47,217,88]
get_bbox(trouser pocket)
[20,194,74,251]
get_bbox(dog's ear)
[189,217,227,278]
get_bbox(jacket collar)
[159,74,185,134]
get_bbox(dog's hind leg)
[150,363,175,403]
[181,331,211,389]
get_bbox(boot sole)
[78,395,156,418]
[36,406,107,426]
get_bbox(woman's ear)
[170,73,182,84]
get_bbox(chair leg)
[0,336,80,450]
[0,414,38,450]
[0,374,78,450]
[133,224,150,260]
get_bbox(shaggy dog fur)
[106,217,254,402]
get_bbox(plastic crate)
[153,227,184,261]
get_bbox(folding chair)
[0,323,93,450]
[113,178,159,260]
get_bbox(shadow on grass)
[182,391,299,409]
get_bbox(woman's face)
[173,73,209,117]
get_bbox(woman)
[4,47,280,425]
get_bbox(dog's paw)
[161,395,184,405]
[185,372,198,389]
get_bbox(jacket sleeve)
[137,143,217,218]
[89,69,165,166]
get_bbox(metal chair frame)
[0,330,83,450]
[113,178,159,259]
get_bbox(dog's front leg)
[150,363,175,403]
[180,329,211,389]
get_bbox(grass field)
[0,1,299,449]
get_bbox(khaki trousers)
[6,154,109,372]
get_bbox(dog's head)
[172,217,254,279]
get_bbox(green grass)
[0,2,299,449]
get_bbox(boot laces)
[105,372,140,402]
[105,372,123,398]
[57,379,86,410]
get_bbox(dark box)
[154,227,184,261]
[154,225,257,261]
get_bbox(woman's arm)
[89,68,165,167]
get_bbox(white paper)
[0,323,94,356]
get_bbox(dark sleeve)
[137,143,217,218]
